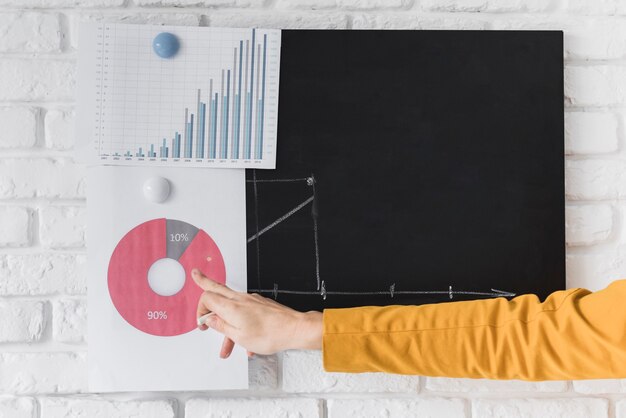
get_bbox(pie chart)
[108,218,225,336]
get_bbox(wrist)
[292,310,323,351]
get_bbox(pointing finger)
[192,269,238,299]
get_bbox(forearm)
[322,280,626,380]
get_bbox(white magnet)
[143,176,171,203]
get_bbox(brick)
[0,107,38,149]
[0,159,85,200]
[0,300,44,343]
[328,398,466,418]
[566,251,626,291]
[0,397,36,418]
[185,398,321,418]
[615,399,626,418]
[565,66,626,107]
[565,112,619,155]
[134,0,237,5]
[0,253,86,296]
[52,299,86,344]
[566,204,613,246]
[573,379,626,394]
[0,0,124,6]
[491,17,626,60]
[0,207,31,247]
[564,18,626,60]
[68,13,200,50]
[420,0,552,12]
[282,350,419,392]
[0,13,61,53]
[249,354,278,390]
[352,13,488,29]
[169,0,265,5]
[207,12,349,29]
[44,109,74,150]
[0,60,74,102]
[565,159,626,200]
[567,0,626,15]
[472,398,608,418]
[39,206,86,249]
[426,377,567,392]
[276,0,410,10]
[0,352,86,394]
[40,398,176,418]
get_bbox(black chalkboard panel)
[246,30,564,312]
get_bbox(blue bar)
[211,94,218,158]
[208,98,214,158]
[219,70,224,159]
[223,70,230,159]
[184,123,188,158]
[188,114,194,158]
[256,98,262,159]
[246,29,256,159]
[245,91,251,159]
[233,94,240,159]
[234,41,243,159]
[208,80,214,159]
[172,132,181,158]
[257,34,267,160]
[197,102,206,158]
[183,108,189,158]
[195,90,202,159]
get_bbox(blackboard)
[246,30,564,312]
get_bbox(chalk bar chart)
[77,24,281,168]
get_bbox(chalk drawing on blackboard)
[246,170,516,301]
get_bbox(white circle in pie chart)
[147,258,186,296]
[143,176,171,203]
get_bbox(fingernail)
[192,269,199,275]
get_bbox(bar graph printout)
[77,23,281,168]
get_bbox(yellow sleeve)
[322,279,626,380]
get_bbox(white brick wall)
[1,0,626,417]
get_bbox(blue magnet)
[152,32,179,59]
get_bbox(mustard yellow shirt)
[322,279,626,380]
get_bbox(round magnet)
[143,176,171,203]
[152,32,180,59]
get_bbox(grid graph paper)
[77,23,281,169]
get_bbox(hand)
[192,269,323,358]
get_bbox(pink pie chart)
[107,218,226,336]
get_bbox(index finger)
[191,269,238,299]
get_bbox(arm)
[323,280,626,380]
[192,269,626,380]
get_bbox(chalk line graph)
[247,170,516,301]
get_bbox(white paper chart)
[77,23,281,168]
[87,165,248,391]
